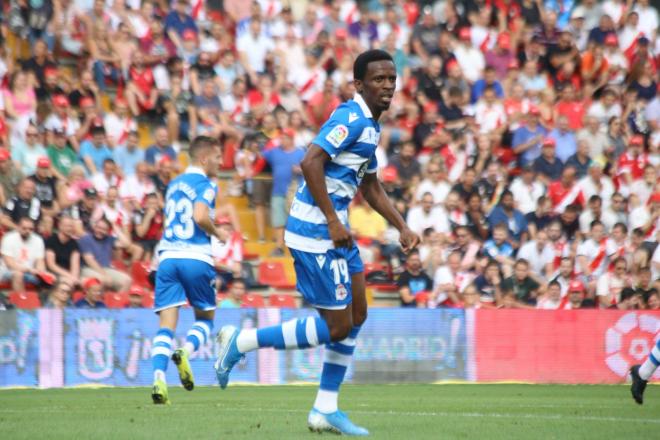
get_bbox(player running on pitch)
[214,50,420,435]
[150,136,224,405]
[630,339,660,404]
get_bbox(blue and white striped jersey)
[158,166,217,265]
[285,94,380,253]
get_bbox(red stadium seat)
[111,259,128,271]
[258,261,295,289]
[142,291,155,308]
[241,293,265,308]
[363,262,387,277]
[8,291,41,309]
[268,294,297,308]
[131,261,152,288]
[104,291,129,308]
[216,293,228,303]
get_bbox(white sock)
[154,369,166,382]
[639,359,657,381]
[183,341,195,356]
[314,389,338,414]
[236,329,259,353]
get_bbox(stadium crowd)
[0,0,658,311]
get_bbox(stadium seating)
[8,291,41,309]
[142,291,155,308]
[104,292,129,309]
[257,261,295,290]
[268,294,297,308]
[241,293,265,308]
[131,261,152,289]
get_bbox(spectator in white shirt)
[414,163,451,204]
[0,217,53,292]
[510,165,545,215]
[517,229,555,282]
[579,195,618,234]
[406,192,450,237]
[237,18,275,83]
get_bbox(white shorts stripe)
[282,319,299,349]
[153,335,172,345]
[151,346,171,357]
[324,349,352,367]
[305,317,319,347]
[187,328,205,344]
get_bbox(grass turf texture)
[0,384,657,439]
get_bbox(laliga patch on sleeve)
[203,188,215,203]
[325,124,349,148]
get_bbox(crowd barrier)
[1,309,658,388]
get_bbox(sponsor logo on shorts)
[325,125,349,148]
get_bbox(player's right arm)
[300,145,353,249]
[193,202,222,242]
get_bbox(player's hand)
[328,218,353,249]
[399,227,421,254]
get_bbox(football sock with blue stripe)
[314,326,361,413]
[236,317,330,352]
[151,328,174,382]
[639,338,660,380]
[183,319,213,356]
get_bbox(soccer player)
[214,50,420,435]
[630,344,660,404]
[150,136,223,405]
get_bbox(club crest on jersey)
[203,188,215,203]
[335,283,348,301]
[326,124,349,148]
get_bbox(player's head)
[189,136,222,177]
[353,49,396,117]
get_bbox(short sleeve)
[365,153,378,174]
[311,106,363,159]
[77,236,92,254]
[195,181,217,208]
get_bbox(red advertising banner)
[474,310,660,383]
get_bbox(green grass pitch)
[0,384,657,439]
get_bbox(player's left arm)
[193,183,222,242]
[360,173,420,253]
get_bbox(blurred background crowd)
[0,0,658,311]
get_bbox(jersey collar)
[354,93,373,119]
[185,166,207,177]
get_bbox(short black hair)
[189,135,219,160]
[353,49,393,81]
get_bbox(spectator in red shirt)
[616,135,649,192]
[125,52,158,117]
[307,78,341,130]
[555,83,586,130]
[548,166,586,214]
[132,193,163,260]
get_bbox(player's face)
[202,145,223,177]
[356,60,396,116]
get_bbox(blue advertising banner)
[0,311,40,387]
[279,309,468,384]
[63,309,258,386]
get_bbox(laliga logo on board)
[605,312,660,379]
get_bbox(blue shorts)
[154,258,216,312]
[289,246,363,310]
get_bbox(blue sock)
[151,328,174,381]
[314,326,361,413]
[237,317,331,352]
[184,319,213,355]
